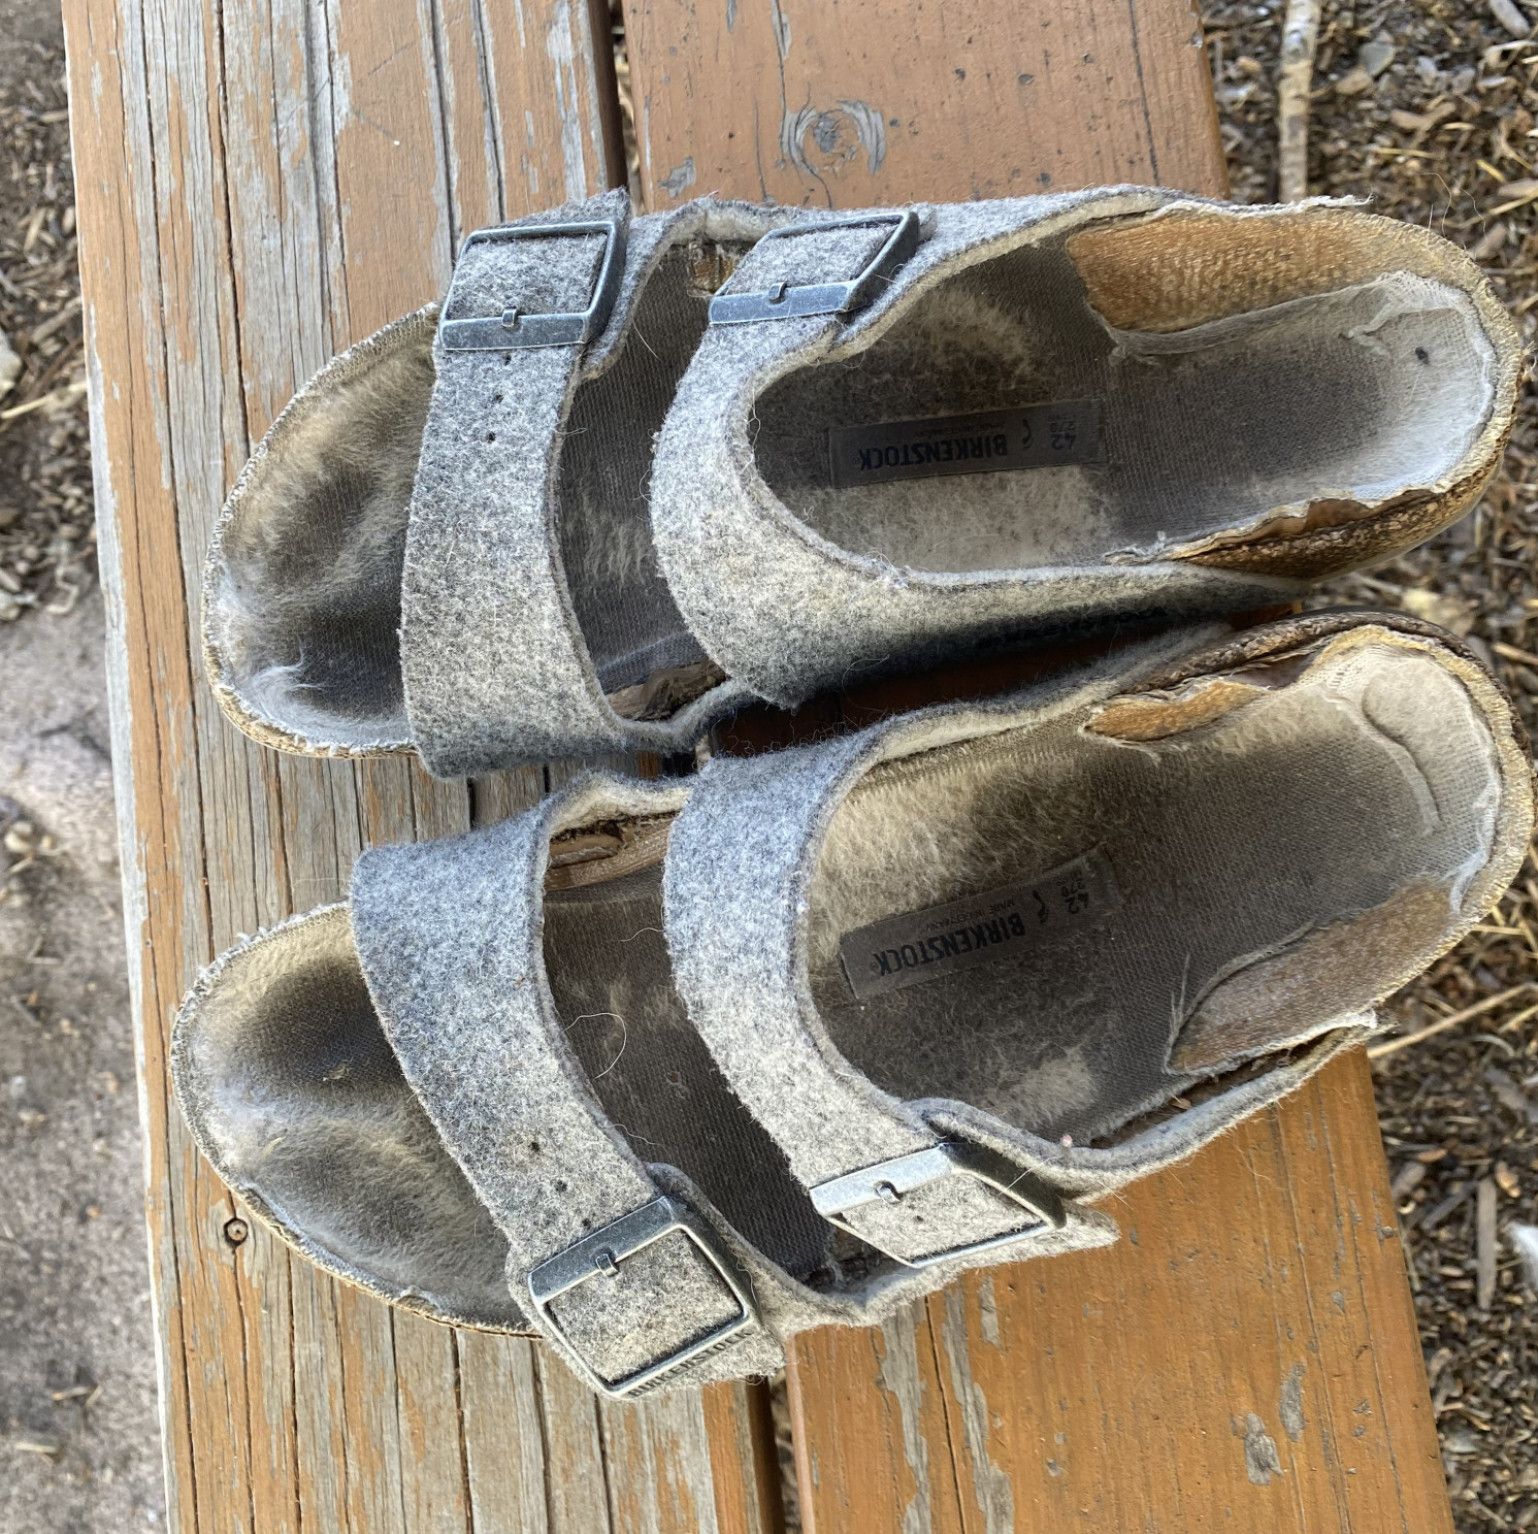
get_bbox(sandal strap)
[652,187,1255,710]
[350,776,786,1397]
[400,192,629,774]
[665,716,1082,1269]
[401,193,767,775]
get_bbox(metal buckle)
[708,209,922,325]
[526,1195,757,1400]
[440,218,626,351]
[810,1139,1066,1270]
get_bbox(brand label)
[827,399,1103,488]
[838,849,1120,1001]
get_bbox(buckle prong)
[709,209,922,325]
[527,1195,757,1399]
[441,218,626,352]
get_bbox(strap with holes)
[399,192,640,774]
[350,773,793,1397]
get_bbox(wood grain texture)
[785,1054,1452,1533]
[621,3,1453,1530]
[64,0,772,1527]
[623,0,1225,208]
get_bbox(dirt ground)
[0,2,162,1529]
[0,2,1534,1531]
[0,592,160,1531]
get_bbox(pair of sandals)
[178,186,1533,1400]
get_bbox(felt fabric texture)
[350,777,783,1390]
[203,306,439,756]
[664,720,1089,1263]
[207,190,787,772]
[663,612,1531,1262]
[172,609,1534,1397]
[171,902,527,1331]
[342,772,1117,1392]
[206,189,1519,773]
[401,191,790,775]
[401,205,623,771]
[652,192,1519,708]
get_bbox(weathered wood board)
[624,0,1226,208]
[64,0,774,1528]
[620,2,1455,1529]
[783,1053,1448,1532]
[65,0,1453,1527]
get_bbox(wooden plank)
[621,3,1454,1530]
[64,0,776,1527]
[623,0,1225,208]
[785,1053,1451,1532]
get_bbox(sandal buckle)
[526,1194,757,1399]
[810,1138,1066,1269]
[708,209,922,325]
[441,218,626,351]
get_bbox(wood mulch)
[1208,2,1538,1525]
[0,40,91,623]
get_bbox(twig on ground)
[1476,1177,1498,1310]
[0,378,86,424]
[1277,0,1323,200]
[1367,983,1537,1059]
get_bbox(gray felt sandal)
[204,189,1520,777]
[175,609,1531,1399]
